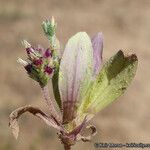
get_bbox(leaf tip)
[9,116,19,140]
[117,49,124,55]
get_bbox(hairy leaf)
[78,50,138,118]
[59,32,94,123]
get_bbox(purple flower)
[18,40,57,87]
[33,59,43,66]
[44,66,53,74]
[44,48,52,58]
[10,23,138,150]
[25,64,32,73]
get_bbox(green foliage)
[78,50,138,117]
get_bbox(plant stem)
[64,144,71,150]
[41,85,61,122]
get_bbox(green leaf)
[77,50,138,117]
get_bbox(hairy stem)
[64,144,71,150]
[41,85,61,123]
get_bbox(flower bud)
[44,48,52,58]
[44,66,53,74]
[42,17,56,39]
[17,58,28,66]
[33,59,43,66]
[22,40,31,48]
[25,64,32,73]
[19,42,59,87]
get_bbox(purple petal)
[44,66,53,74]
[91,32,103,75]
[33,59,43,66]
[59,32,94,124]
[44,48,52,58]
[25,64,32,73]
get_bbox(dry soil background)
[0,0,150,150]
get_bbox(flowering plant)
[9,17,138,150]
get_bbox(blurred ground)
[0,0,150,149]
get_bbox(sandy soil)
[0,0,150,149]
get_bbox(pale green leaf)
[77,50,138,118]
